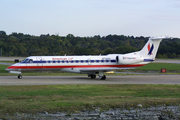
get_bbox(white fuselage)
[6,54,147,74]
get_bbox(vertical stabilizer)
[139,37,169,59]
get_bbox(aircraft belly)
[61,68,81,73]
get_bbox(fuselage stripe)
[20,60,117,64]
[7,64,146,70]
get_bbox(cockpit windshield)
[21,59,33,63]
[22,59,29,63]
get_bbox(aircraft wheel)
[91,75,96,79]
[101,75,106,80]
[18,74,22,79]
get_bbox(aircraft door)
[88,58,91,65]
[36,57,43,69]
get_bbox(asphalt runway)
[0,75,179,86]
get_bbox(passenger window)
[101,60,104,63]
[96,60,99,63]
[105,60,109,62]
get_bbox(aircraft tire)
[91,75,96,79]
[18,75,22,79]
[101,75,106,80]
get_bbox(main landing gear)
[99,71,106,80]
[100,75,106,80]
[88,74,96,79]
[88,72,106,80]
[18,74,22,79]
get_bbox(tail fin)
[139,37,169,59]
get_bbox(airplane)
[6,36,169,80]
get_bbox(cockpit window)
[22,59,29,63]
[21,59,33,63]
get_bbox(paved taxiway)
[0,75,179,85]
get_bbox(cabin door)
[36,57,43,69]
[87,58,91,65]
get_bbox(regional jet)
[6,37,169,80]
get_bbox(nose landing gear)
[18,74,22,79]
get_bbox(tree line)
[0,31,180,58]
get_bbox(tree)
[102,47,113,55]
[66,34,75,38]
[0,31,6,35]
[0,31,179,58]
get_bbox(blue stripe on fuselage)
[143,59,154,62]
[20,60,117,64]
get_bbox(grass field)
[0,62,179,115]
[136,63,180,71]
[0,84,179,114]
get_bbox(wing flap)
[80,68,113,73]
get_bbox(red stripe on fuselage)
[7,64,146,70]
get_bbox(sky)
[1,0,180,38]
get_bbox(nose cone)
[6,65,15,71]
[6,63,21,71]
[6,66,11,71]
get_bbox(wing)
[80,68,113,73]
[80,67,132,73]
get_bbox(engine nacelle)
[116,55,143,64]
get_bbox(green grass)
[0,63,180,114]
[0,64,9,73]
[0,84,179,114]
[0,61,15,63]
[136,63,180,71]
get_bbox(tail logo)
[147,43,154,55]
